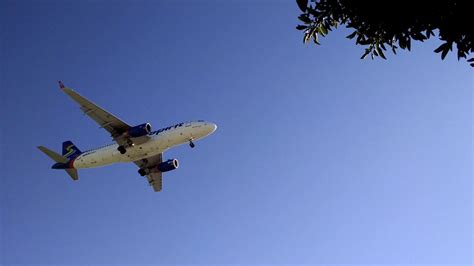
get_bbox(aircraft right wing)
[134,153,163,192]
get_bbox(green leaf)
[426,29,434,38]
[435,42,452,60]
[320,25,328,35]
[457,49,466,60]
[376,45,386,59]
[298,14,311,24]
[346,31,357,39]
[317,26,325,36]
[303,29,312,43]
[441,47,450,59]
[434,42,449,53]
[313,32,320,45]
[296,25,308,30]
[296,0,308,12]
[361,48,371,59]
[307,7,319,16]
[323,21,331,31]
[412,32,426,41]
[304,27,316,43]
[399,37,406,49]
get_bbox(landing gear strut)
[117,145,126,154]
[189,139,195,148]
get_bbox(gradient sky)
[1,1,472,265]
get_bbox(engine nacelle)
[127,123,152,138]
[138,159,179,176]
[157,159,179,172]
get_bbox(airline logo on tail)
[63,144,76,158]
[62,141,81,159]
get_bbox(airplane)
[38,81,217,192]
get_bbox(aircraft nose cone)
[201,122,217,136]
[210,123,217,133]
[205,123,217,135]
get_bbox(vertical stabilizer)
[62,141,82,159]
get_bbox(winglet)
[58,80,65,89]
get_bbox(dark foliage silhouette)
[296,0,473,66]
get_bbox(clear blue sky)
[1,1,472,265]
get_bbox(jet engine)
[138,159,179,176]
[127,123,152,138]
[157,159,179,172]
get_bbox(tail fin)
[62,141,81,159]
[38,146,79,180]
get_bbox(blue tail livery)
[62,141,82,159]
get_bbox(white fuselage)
[72,121,216,169]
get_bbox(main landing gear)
[138,168,147,176]
[189,139,195,148]
[117,145,126,154]
[117,140,134,154]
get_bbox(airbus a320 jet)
[38,81,217,192]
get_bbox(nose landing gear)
[189,139,195,148]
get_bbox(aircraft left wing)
[59,81,149,146]
[59,81,129,138]
[134,153,163,192]
[146,172,163,192]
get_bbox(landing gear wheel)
[117,145,126,154]
[189,140,195,148]
[138,168,147,176]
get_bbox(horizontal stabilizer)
[38,146,67,163]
